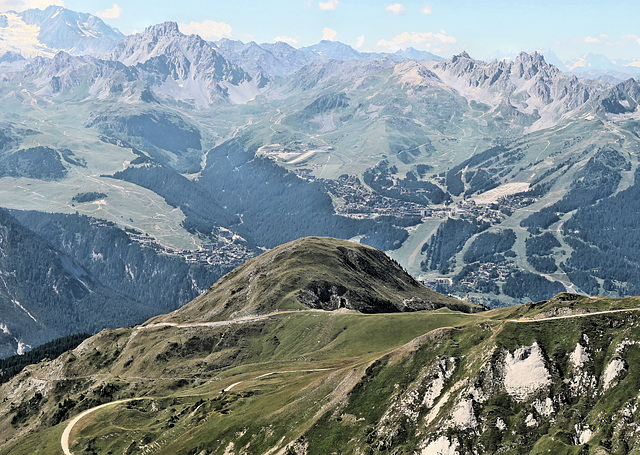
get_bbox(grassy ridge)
[3,294,640,453]
[0,309,476,455]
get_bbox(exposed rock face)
[576,424,593,445]
[602,358,627,390]
[533,397,554,417]
[596,78,640,114]
[502,342,551,401]
[297,282,348,310]
[570,342,589,368]
[420,435,459,455]
[451,399,477,429]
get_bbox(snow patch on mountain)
[13,299,37,323]
[0,6,123,58]
[0,12,53,58]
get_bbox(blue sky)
[4,0,640,62]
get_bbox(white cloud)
[94,3,122,19]
[623,34,640,45]
[377,31,457,52]
[356,35,365,49]
[274,35,299,46]
[421,4,432,14]
[584,36,600,44]
[0,0,64,10]
[386,3,406,15]
[322,27,337,41]
[318,0,339,11]
[179,20,233,40]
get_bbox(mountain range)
[3,5,637,82]
[0,4,639,358]
[1,6,640,453]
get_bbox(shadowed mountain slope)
[149,236,483,325]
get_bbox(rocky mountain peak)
[51,50,74,68]
[106,21,259,104]
[512,50,559,79]
[517,50,545,64]
[16,5,124,56]
[142,21,181,38]
[453,50,472,61]
[596,77,640,114]
[429,50,598,128]
[303,40,362,61]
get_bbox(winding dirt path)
[60,365,336,453]
[61,399,141,455]
[510,307,640,323]
[140,309,342,331]
[223,368,335,392]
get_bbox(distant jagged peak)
[516,50,547,64]
[391,47,443,62]
[0,5,123,58]
[618,76,640,91]
[452,50,472,61]
[107,21,263,105]
[302,40,362,61]
[263,40,297,52]
[427,49,599,131]
[511,50,562,80]
[142,21,181,38]
[595,76,640,114]
[436,50,559,81]
[435,51,477,74]
[109,20,242,75]
[50,50,80,69]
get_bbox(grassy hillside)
[3,293,640,454]
[148,236,482,325]
[2,239,640,454]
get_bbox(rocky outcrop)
[297,282,349,310]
